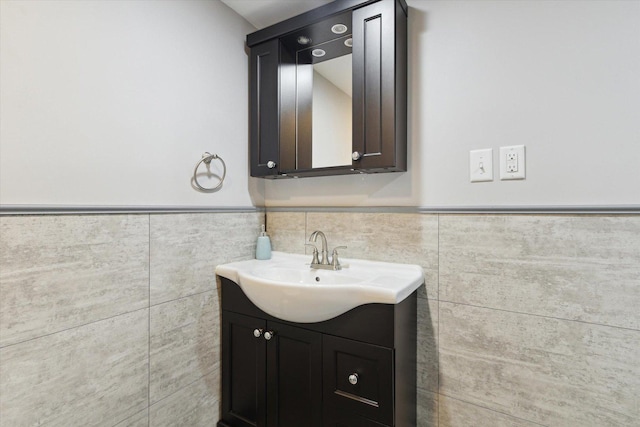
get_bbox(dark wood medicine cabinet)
[249,0,407,178]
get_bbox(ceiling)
[221,0,334,30]
[221,0,353,97]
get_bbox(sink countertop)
[215,251,424,323]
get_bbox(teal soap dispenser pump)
[256,225,272,260]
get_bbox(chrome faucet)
[309,230,329,265]
[307,231,347,270]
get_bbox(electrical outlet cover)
[500,145,525,180]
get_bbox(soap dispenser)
[256,225,272,260]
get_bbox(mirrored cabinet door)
[248,0,407,179]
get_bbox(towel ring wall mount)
[192,152,226,192]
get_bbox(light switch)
[500,145,526,180]
[469,149,493,182]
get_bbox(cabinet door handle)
[266,160,277,169]
[348,373,359,385]
[351,151,362,161]
[253,328,263,338]
[264,331,275,340]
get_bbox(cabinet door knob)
[266,160,277,169]
[348,373,359,385]
[351,151,362,161]
[253,328,263,338]
[264,331,275,340]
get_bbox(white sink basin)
[215,251,424,323]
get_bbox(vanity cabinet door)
[220,311,267,427]
[250,39,281,177]
[219,312,323,427]
[352,0,407,172]
[265,321,323,427]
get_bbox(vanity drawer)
[323,335,393,426]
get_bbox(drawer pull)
[334,390,379,408]
[264,331,275,340]
[348,373,359,385]
[253,329,263,338]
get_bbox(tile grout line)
[0,305,150,350]
[150,288,216,309]
[147,213,151,427]
[109,408,148,427]
[437,299,640,333]
[0,286,219,352]
[436,392,549,427]
[436,213,440,427]
[148,365,220,409]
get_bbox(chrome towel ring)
[193,152,226,192]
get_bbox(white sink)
[215,251,424,323]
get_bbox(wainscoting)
[2,211,638,426]
[0,212,262,426]
[267,211,640,427]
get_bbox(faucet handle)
[305,243,320,265]
[331,246,347,269]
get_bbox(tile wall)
[2,211,638,426]
[0,212,262,427]
[267,211,640,427]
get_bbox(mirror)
[311,54,353,168]
[296,34,353,169]
[279,10,354,172]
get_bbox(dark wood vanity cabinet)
[248,0,407,178]
[217,277,417,427]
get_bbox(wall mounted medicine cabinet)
[249,0,407,178]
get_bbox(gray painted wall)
[0,0,263,207]
[264,0,640,207]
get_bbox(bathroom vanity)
[217,278,416,427]
[215,253,422,427]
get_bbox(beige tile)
[149,368,220,427]
[114,410,148,427]
[0,215,149,347]
[417,297,438,393]
[439,302,640,426]
[150,291,218,404]
[439,395,540,427]
[150,212,262,305]
[306,212,439,299]
[417,388,438,427]
[440,214,640,330]
[0,310,148,427]
[266,211,306,254]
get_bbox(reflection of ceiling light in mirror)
[344,38,353,47]
[311,49,326,57]
[331,23,348,34]
[297,35,311,45]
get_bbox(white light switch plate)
[500,145,526,180]
[470,148,493,182]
